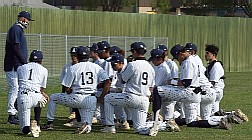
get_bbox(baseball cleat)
[7,116,19,125]
[166,119,181,132]
[227,114,243,124]
[115,121,130,130]
[234,109,249,122]
[41,123,53,130]
[219,117,232,130]
[68,112,76,120]
[149,121,159,136]
[76,122,91,134]
[92,117,98,124]
[101,126,116,133]
[30,120,40,137]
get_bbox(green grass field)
[0,72,251,140]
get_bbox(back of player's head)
[110,46,121,55]
[29,50,43,62]
[97,41,110,54]
[77,46,90,61]
[129,42,147,55]
[69,46,78,54]
[156,44,168,51]
[89,43,98,52]
[148,48,165,61]
[205,44,219,56]
[184,43,197,53]
[170,44,184,59]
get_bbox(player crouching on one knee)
[42,46,111,134]
[17,50,49,137]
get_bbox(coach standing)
[4,11,34,124]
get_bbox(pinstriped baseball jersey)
[122,60,155,96]
[17,62,48,92]
[166,59,179,79]
[180,55,200,87]
[60,62,72,82]
[62,61,109,93]
[93,58,105,67]
[153,62,171,86]
[207,62,225,89]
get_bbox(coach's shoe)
[166,119,181,132]
[30,120,40,137]
[149,121,159,136]
[41,123,53,130]
[234,109,249,122]
[227,114,243,124]
[115,121,130,130]
[101,126,116,133]
[76,122,91,134]
[219,118,232,130]
[7,115,19,125]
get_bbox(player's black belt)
[75,92,95,96]
[20,89,39,94]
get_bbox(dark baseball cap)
[97,41,110,53]
[69,46,78,54]
[110,46,121,55]
[89,43,98,52]
[30,50,43,62]
[148,48,164,61]
[156,44,168,51]
[184,43,197,52]
[108,53,124,63]
[170,44,184,59]
[77,46,90,56]
[128,42,147,52]
[18,11,34,21]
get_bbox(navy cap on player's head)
[89,43,98,52]
[97,41,110,53]
[128,42,147,51]
[77,46,90,56]
[184,43,197,52]
[170,44,184,59]
[148,48,164,61]
[18,11,34,21]
[108,53,124,64]
[156,44,168,51]
[110,46,121,55]
[29,50,43,62]
[69,46,78,54]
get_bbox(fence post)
[124,36,127,57]
[88,35,91,46]
[153,37,156,49]
[65,34,68,64]
[108,36,110,43]
[39,33,42,50]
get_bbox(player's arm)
[65,87,72,94]
[10,27,27,64]
[98,79,111,102]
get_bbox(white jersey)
[17,62,48,92]
[192,55,212,89]
[121,59,155,96]
[153,61,172,86]
[206,61,225,89]
[180,55,200,87]
[60,62,73,82]
[93,58,105,67]
[166,59,179,79]
[62,61,109,93]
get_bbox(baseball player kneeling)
[42,46,110,134]
[17,50,49,137]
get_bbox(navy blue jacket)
[4,24,28,71]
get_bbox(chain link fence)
[0,33,168,92]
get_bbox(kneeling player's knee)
[22,126,30,134]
